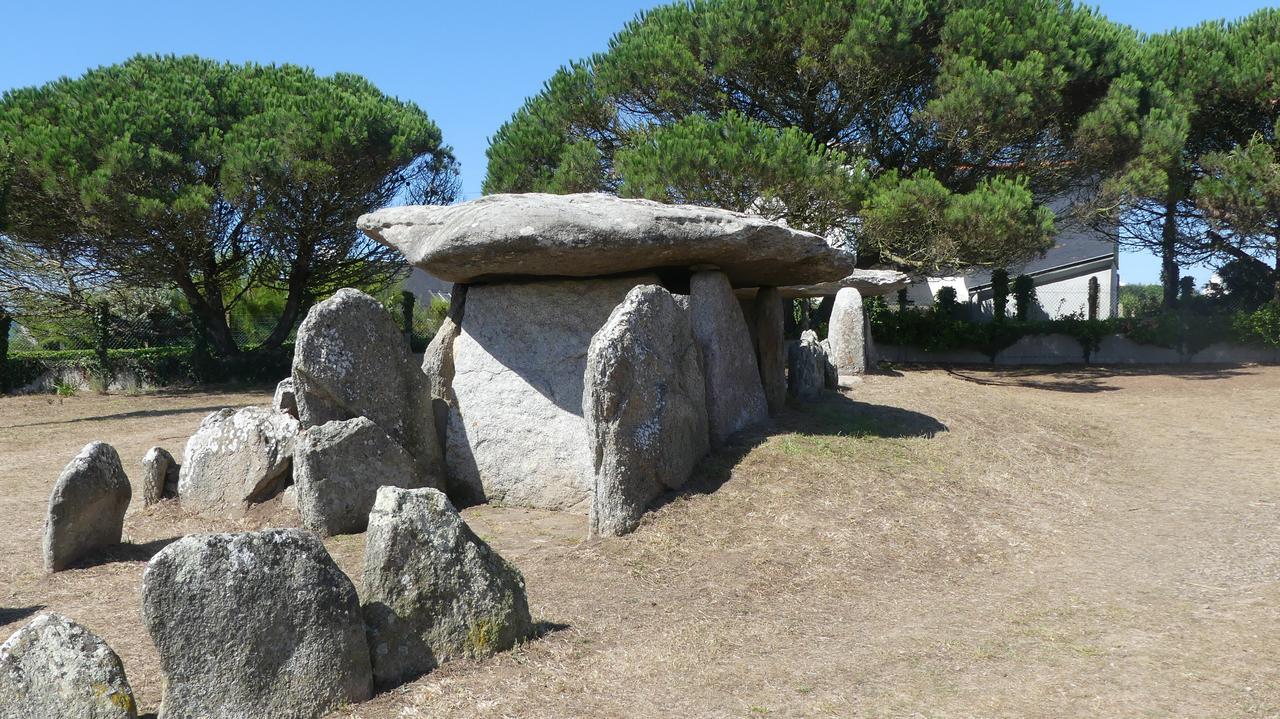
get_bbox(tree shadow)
[0,404,239,429]
[63,537,182,570]
[940,364,1257,393]
[0,605,45,626]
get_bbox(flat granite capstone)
[358,193,855,287]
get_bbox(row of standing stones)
[11,193,907,718]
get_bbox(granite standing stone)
[0,613,137,719]
[272,377,298,418]
[142,529,372,719]
[689,271,769,445]
[753,287,787,414]
[827,287,867,376]
[43,442,131,571]
[139,446,178,507]
[177,407,298,515]
[362,487,532,689]
[584,285,710,536]
[788,331,826,398]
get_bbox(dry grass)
[1,367,1278,718]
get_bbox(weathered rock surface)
[447,276,654,510]
[43,442,131,571]
[142,529,371,719]
[294,417,423,536]
[788,331,826,398]
[819,339,839,389]
[690,271,769,445]
[273,377,298,419]
[584,285,709,536]
[827,287,867,376]
[140,446,178,507]
[0,613,137,719]
[177,407,298,515]
[421,284,466,462]
[362,487,532,689]
[753,287,787,414]
[358,193,854,287]
[293,288,442,486]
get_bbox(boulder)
[447,275,654,510]
[43,442,131,571]
[177,407,298,515]
[358,193,854,287]
[689,271,769,445]
[788,331,826,398]
[294,417,423,536]
[293,288,442,485]
[584,285,710,536]
[827,287,867,376]
[273,377,298,418]
[0,613,137,718]
[142,529,372,719]
[363,487,532,689]
[140,446,179,507]
[753,287,787,414]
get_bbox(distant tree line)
[484,0,1280,307]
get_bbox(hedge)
[3,344,294,393]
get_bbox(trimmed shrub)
[1013,274,1036,321]
[991,269,1009,322]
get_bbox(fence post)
[0,308,11,394]
[400,291,415,347]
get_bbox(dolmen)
[359,192,856,535]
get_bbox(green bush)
[5,344,294,392]
[1233,302,1280,347]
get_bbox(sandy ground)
[1,366,1277,718]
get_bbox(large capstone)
[584,285,709,536]
[293,288,442,485]
[753,287,787,414]
[142,529,372,719]
[358,193,854,287]
[447,275,655,510]
[43,442,131,571]
[177,407,298,515]
[294,417,424,536]
[0,613,137,719]
[827,287,867,376]
[690,271,769,446]
[140,446,178,507]
[362,486,532,689]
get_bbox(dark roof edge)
[968,254,1114,292]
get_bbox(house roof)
[965,208,1115,290]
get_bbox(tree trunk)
[174,276,239,357]
[1160,193,1181,310]
[258,239,316,352]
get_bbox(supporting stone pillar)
[689,271,769,446]
[827,287,866,377]
[752,287,787,414]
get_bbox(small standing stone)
[140,446,179,507]
[362,487,532,689]
[0,613,137,719]
[272,377,298,419]
[293,417,425,536]
[689,270,769,445]
[142,529,372,719]
[827,287,867,376]
[787,331,826,399]
[43,442,131,571]
[753,287,787,414]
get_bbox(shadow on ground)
[65,537,182,570]
[0,605,45,625]
[0,404,238,430]
[937,364,1257,393]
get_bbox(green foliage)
[1233,302,1280,347]
[0,55,458,356]
[1013,274,1036,321]
[934,286,959,317]
[1214,257,1275,311]
[5,344,294,393]
[485,0,1139,273]
[1118,284,1163,318]
[990,269,1010,322]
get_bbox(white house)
[904,195,1120,321]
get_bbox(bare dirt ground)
[1,366,1277,718]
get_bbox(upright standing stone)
[43,442,131,571]
[362,487,532,689]
[293,288,442,485]
[272,377,298,419]
[139,446,178,507]
[788,331,825,399]
[0,613,137,719]
[827,287,867,376]
[689,271,769,446]
[293,417,423,536]
[753,287,787,414]
[446,276,655,510]
[177,407,298,515]
[421,284,466,462]
[584,285,709,536]
[142,529,372,719]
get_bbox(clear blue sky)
[1,0,1272,285]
